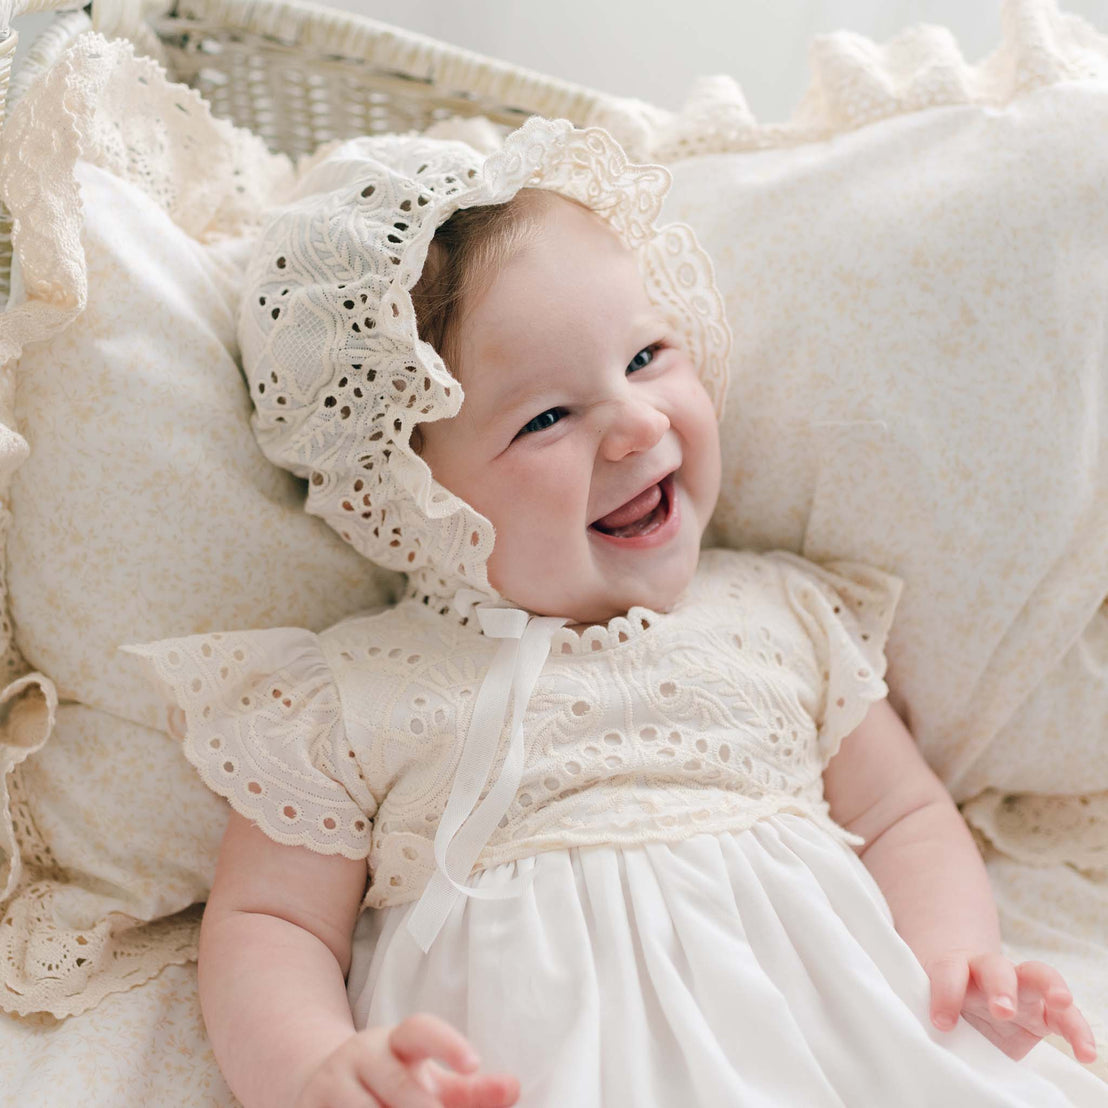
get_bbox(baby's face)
[418,196,721,624]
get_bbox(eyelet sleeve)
[770,552,904,765]
[121,628,373,858]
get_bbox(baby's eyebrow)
[475,314,667,424]
[481,372,553,422]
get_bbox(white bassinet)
[0,0,1105,1104]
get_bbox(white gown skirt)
[347,814,1106,1107]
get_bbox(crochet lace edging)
[587,0,1108,160]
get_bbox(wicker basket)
[0,0,619,303]
[5,0,612,140]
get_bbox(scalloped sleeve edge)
[120,629,373,860]
[772,552,903,766]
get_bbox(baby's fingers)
[338,1014,479,1108]
[1014,960,1073,1011]
[1043,996,1099,1064]
[431,1067,520,1108]
[391,1015,519,1108]
[926,954,971,1030]
[390,1013,481,1076]
[969,953,1020,1021]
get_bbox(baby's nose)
[600,398,670,460]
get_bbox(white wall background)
[11,0,1108,120]
[338,0,1108,118]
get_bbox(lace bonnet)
[238,116,731,609]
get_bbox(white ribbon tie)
[405,590,566,952]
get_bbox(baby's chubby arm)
[201,812,520,1108]
[823,700,1097,1063]
[200,812,366,1105]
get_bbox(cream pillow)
[594,10,1108,803]
[590,13,1108,1066]
[11,161,397,729]
[0,36,398,1016]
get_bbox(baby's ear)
[409,425,425,456]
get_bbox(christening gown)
[129,549,1108,1106]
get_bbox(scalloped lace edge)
[0,31,294,375]
[586,0,1108,160]
[0,900,201,1019]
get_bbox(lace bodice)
[126,549,901,912]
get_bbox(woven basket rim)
[164,0,613,121]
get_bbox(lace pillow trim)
[587,0,1108,160]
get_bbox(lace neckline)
[402,580,659,655]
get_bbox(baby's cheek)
[485,533,573,616]
[488,495,584,605]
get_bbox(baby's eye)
[517,408,565,437]
[627,344,662,374]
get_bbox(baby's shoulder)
[693,547,883,598]
[313,600,486,741]
[688,547,902,659]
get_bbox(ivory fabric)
[127,550,898,912]
[0,964,234,1108]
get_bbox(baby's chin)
[489,541,701,626]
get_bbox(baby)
[127,119,1103,1108]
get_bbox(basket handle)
[89,0,171,39]
[3,0,86,31]
[1,0,170,37]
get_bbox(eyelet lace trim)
[403,578,659,654]
[122,631,376,859]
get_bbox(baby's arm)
[201,812,519,1108]
[199,812,366,1104]
[823,700,1097,1063]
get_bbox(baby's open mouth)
[590,474,674,539]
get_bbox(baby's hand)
[294,1013,520,1108]
[925,951,1098,1064]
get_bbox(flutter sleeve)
[121,628,374,858]
[768,551,904,765]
